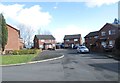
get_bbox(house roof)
[84,31,99,38]
[108,23,120,28]
[64,34,81,40]
[35,35,55,40]
[6,24,20,37]
[7,24,20,32]
[99,23,120,31]
[85,23,120,38]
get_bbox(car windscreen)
[80,47,86,49]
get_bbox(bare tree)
[17,24,34,48]
[42,29,52,35]
[37,28,52,35]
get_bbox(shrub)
[12,49,37,55]
[12,50,19,55]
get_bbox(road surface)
[2,49,119,81]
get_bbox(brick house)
[34,35,56,50]
[84,31,99,51]
[64,34,82,48]
[98,23,120,50]
[84,23,120,52]
[5,24,24,51]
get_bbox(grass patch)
[0,49,41,65]
[0,54,36,65]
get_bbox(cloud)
[84,0,119,7]
[0,3,52,30]
[52,25,91,42]
[53,6,57,9]
[53,2,58,9]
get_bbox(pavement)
[2,49,119,81]
[32,49,63,61]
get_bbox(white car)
[77,46,89,53]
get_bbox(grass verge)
[0,50,41,65]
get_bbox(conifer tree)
[0,13,8,52]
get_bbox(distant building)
[64,34,82,48]
[84,31,99,51]
[84,23,120,52]
[5,24,24,51]
[33,35,56,50]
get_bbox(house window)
[66,39,69,41]
[109,40,113,45]
[52,40,54,42]
[41,40,45,42]
[89,37,92,39]
[109,30,116,35]
[74,39,78,41]
[39,45,43,49]
[101,32,106,36]
[49,40,52,42]
[109,40,115,45]
[94,36,99,39]
[52,44,55,47]
[101,42,106,47]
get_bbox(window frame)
[101,31,106,36]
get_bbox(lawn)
[0,54,37,65]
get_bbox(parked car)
[103,45,114,52]
[46,44,55,50]
[60,44,64,48]
[77,46,89,53]
[56,43,61,49]
[73,45,78,49]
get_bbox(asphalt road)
[2,49,119,81]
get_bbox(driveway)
[2,49,119,81]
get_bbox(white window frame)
[66,39,69,41]
[39,45,43,49]
[89,37,92,39]
[74,39,78,41]
[109,40,113,45]
[94,36,99,39]
[41,40,45,42]
[101,32,106,36]
[101,42,106,47]
[109,30,115,35]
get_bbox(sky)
[0,0,119,43]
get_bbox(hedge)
[12,49,37,55]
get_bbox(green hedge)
[12,49,37,55]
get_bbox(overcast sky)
[0,0,119,43]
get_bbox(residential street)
[2,49,119,81]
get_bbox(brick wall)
[38,40,56,49]
[5,24,22,51]
[64,38,82,48]
[34,37,56,49]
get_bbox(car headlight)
[80,49,84,52]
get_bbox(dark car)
[73,45,78,49]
